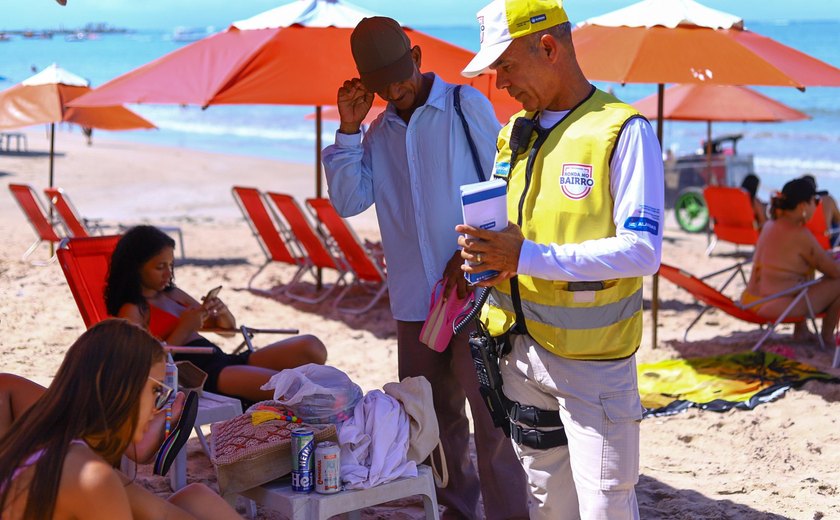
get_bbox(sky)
[3,0,839,31]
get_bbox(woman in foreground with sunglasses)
[0,319,240,520]
[741,177,840,347]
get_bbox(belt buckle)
[510,422,522,444]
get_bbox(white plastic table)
[239,465,439,520]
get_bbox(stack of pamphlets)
[460,178,507,284]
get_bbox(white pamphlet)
[460,178,507,284]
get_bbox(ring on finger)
[476,253,484,264]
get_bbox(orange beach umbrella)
[571,0,840,349]
[0,64,155,186]
[634,83,809,196]
[70,0,518,196]
[632,84,809,123]
[573,0,840,89]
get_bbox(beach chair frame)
[44,186,186,259]
[305,198,387,314]
[265,192,351,304]
[43,186,105,237]
[703,186,760,256]
[8,183,66,265]
[232,186,310,292]
[659,263,836,367]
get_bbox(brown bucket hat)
[351,17,415,92]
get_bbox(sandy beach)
[2,127,839,519]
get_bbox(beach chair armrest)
[737,278,821,310]
[234,325,300,355]
[165,345,216,355]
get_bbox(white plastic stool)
[239,465,439,520]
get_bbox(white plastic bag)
[261,364,363,424]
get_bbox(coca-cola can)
[314,441,341,494]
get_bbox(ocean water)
[1,20,840,198]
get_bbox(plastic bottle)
[164,352,178,435]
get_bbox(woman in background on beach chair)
[741,177,840,345]
[740,173,768,228]
[106,225,328,403]
[802,174,840,245]
[0,319,240,520]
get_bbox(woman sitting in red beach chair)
[740,173,768,229]
[741,177,840,345]
[105,225,328,403]
[0,319,240,520]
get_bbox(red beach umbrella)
[70,0,517,196]
[0,64,155,187]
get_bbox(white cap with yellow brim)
[461,0,569,78]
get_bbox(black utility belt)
[469,329,568,450]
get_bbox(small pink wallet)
[419,279,475,352]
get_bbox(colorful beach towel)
[638,351,839,418]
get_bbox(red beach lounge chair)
[44,186,186,258]
[305,198,387,314]
[703,186,760,256]
[805,200,839,250]
[659,263,837,367]
[8,183,65,264]
[265,192,350,303]
[231,186,305,291]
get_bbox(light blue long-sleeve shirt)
[322,74,501,321]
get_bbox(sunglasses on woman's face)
[147,376,175,411]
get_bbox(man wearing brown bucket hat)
[323,15,529,520]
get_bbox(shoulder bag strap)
[453,85,487,183]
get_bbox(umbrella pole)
[49,122,55,188]
[706,121,714,185]
[652,83,664,350]
[316,106,323,290]
[49,123,56,256]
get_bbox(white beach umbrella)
[232,0,377,29]
[23,63,89,87]
[582,0,742,30]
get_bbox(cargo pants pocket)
[599,389,642,491]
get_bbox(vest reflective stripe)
[488,287,643,330]
[483,88,645,360]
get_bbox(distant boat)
[171,26,215,43]
[65,31,98,42]
[0,34,11,42]
[23,31,52,39]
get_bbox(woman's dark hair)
[0,319,165,520]
[105,225,176,316]
[769,177,818,218]
[740,173,760,199]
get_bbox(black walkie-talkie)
[509,116,535,157]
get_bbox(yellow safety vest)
[482,88,644,360]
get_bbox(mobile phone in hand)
[203,285,222,303]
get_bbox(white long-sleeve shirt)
[517,111,664,281]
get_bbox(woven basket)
[211,412,337,495]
